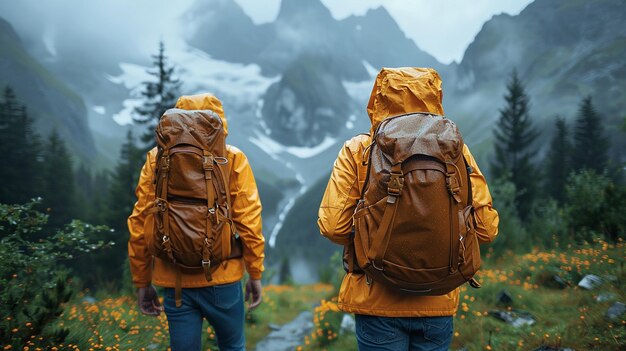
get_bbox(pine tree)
[106,131,141,231]
[279,256,292,285]
[0,87,42,204]
[73,163,93,221]
[42,130,75,229]
[99,131,141,283]
[133,41,181,151]
[544,116,572,203]
[490,70,539,219]
[572,96,608,173]
[90,170,111,225]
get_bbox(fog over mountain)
[0,17,97,164]
[0,0,624,282]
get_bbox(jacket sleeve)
[318,141,362,246]
[229,150,265,280]
[463,144,499,243]
[127,152,155,288]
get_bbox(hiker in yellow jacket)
[128,93,265,351]
[318,68,499,350]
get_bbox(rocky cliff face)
[271,0,626,265]
[186,0,442,81]
[0,17,97,163]
[444,0,626,162]
[261,55,353,147]
[341,6,444,73]
[185,0,270,65]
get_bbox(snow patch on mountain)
[343,61,377,106]
[93,106,106,115]
[345,114,356,129]
[107,46,279,125]
[249,130,337,159]
[268,183,308,248]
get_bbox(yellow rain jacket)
[128,93,265,288]
[318,68,499,317]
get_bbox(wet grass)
[6,240,624,351]
[21,283,333,351]
[299,239,626,351]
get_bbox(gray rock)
[552,275,568,289]
[595,292,616,302]
[82,296,97,304]
[255,311,314,351]
[578,274,603,290]
[496,290,513,306]
[532,347,574,351]
[268,323,281,331]
[488,310,536,328]
[606,302,626,320]
[340,314,355,334]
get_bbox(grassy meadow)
[3,239,623,351]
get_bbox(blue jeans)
[355,314,453,351]
[163,281,245,351]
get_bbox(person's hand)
[137,285,163,317]
[244,279,263,311]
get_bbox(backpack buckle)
[446,175,460,195]
[387,168,404,196]
[203,156,214,171]
[161,157,170,172]
[202,260,211,269]
[214,157,228,165]
[445,161,462,199]
[156,199,168,212]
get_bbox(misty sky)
[0,0,533,64]
[235,0,534,63]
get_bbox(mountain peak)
[277,0,332,20]
[0,16,21,45]
[364,6,393,20]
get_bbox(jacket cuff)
[133,281,151,289]
[248,271,262,280]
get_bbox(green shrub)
[0,201,111,349]
[565,170,626,242]
[527,198,569,249]
[486,178,529,257]
[318,251,344,292]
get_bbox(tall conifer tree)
[0,87,42,204]
[74,163,94,221]
[544,116,572,203]
[573,96,608,173]
[133,41,181,151]
[90,170,111,225]
[106,131,141,232]
[491,70,539,219]
[42,130,75,228]
[102,131,140,282]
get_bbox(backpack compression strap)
[367,164,404,270]
[157,152,176,265]
[212,157,233,266]
[202,151,216,282]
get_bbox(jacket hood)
[175,93,228,136]
[366,67,444,135]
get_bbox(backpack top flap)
[154,108,228,202]
[376,113,463,165]
[156,108,225,151]
[364,113,465,202]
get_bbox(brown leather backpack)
[350,112,481,295]
[148,108,242,305]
